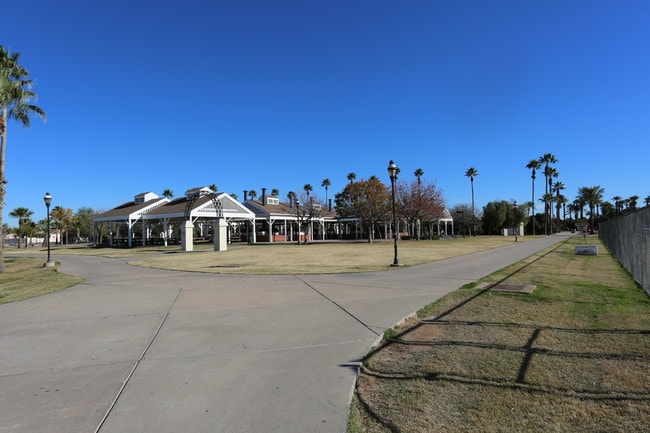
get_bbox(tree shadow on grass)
[354,239,650,431]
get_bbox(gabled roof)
[244,199,296,216]
[94,197,169,222]
[244,199,338,219]
[93,190,254,224]
[146,192,255,221]
[440,208,453,222]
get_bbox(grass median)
[349,236,650,433]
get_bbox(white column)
[163,218,170,246]
[181,220,194,251]
[213,218,228,251]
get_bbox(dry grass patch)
[127,237,528,274]
[9,236,535,274]
[351,236,650,432]
[0,257,83,304]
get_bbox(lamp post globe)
[387,160,400,266]
[43,192,54,267]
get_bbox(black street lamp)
[530,168,536,236]
[43,192,54,267]
[513,200,518,242]
[456,210,465,238]
[387,160,400,266]
[295,199,302,245]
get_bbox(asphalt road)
[0,235,565,433]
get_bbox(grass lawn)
[8,236,540,274]
[350,236,650,433]
[0,257,83,304]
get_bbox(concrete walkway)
[0,236,565,433]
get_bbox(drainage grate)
[478,282,536,293]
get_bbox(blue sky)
[3,0,649,223]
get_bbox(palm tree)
[346,172,356,184]
[162,189,174,199]
[303,184,313,197]
[271,188,280,197]
[645,195,650,207]
[572,198,584,220]
[464,167,478,232]
[612,196,623,215]
[539,153,558,235]
[0,46,46,271]
[544,166,559,234]
[525,159,541,234]
[414,168,424,185]
[248,190,257,200]
[566,203,576,221]
[9,206,33,248]
[552,182,565,233]
[577,185,605,230]
[208,184,218,192]
[321,178,331,204]
[628,195,639,210]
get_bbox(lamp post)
[530,168,536,236]
[387,160,400,266]
[513,200,518,242]
[456,210,465,238]
[295,199,301,245]
[44,192,54,267]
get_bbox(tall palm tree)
[561,196,569,221]
[303,183,313,197]
[346,172,356,184]
[525,159,541,234]
[321,178,331,203]
[414,168,424,185]
[9,206,33,248]
[464,167,478,232]
[162,189,174,199]
[552,181,565,233]
[248,190,257,200]
[539,153,558,235]
[644,195,650,207]
[544,166,559,234]
[0,46,46,271]
[208,184,218,192]
[628,195,639,210]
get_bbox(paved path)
[0,236,565,433]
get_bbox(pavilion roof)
[94,198,169,221]
[244,199,338,219]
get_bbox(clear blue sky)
[3,0,649,223]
